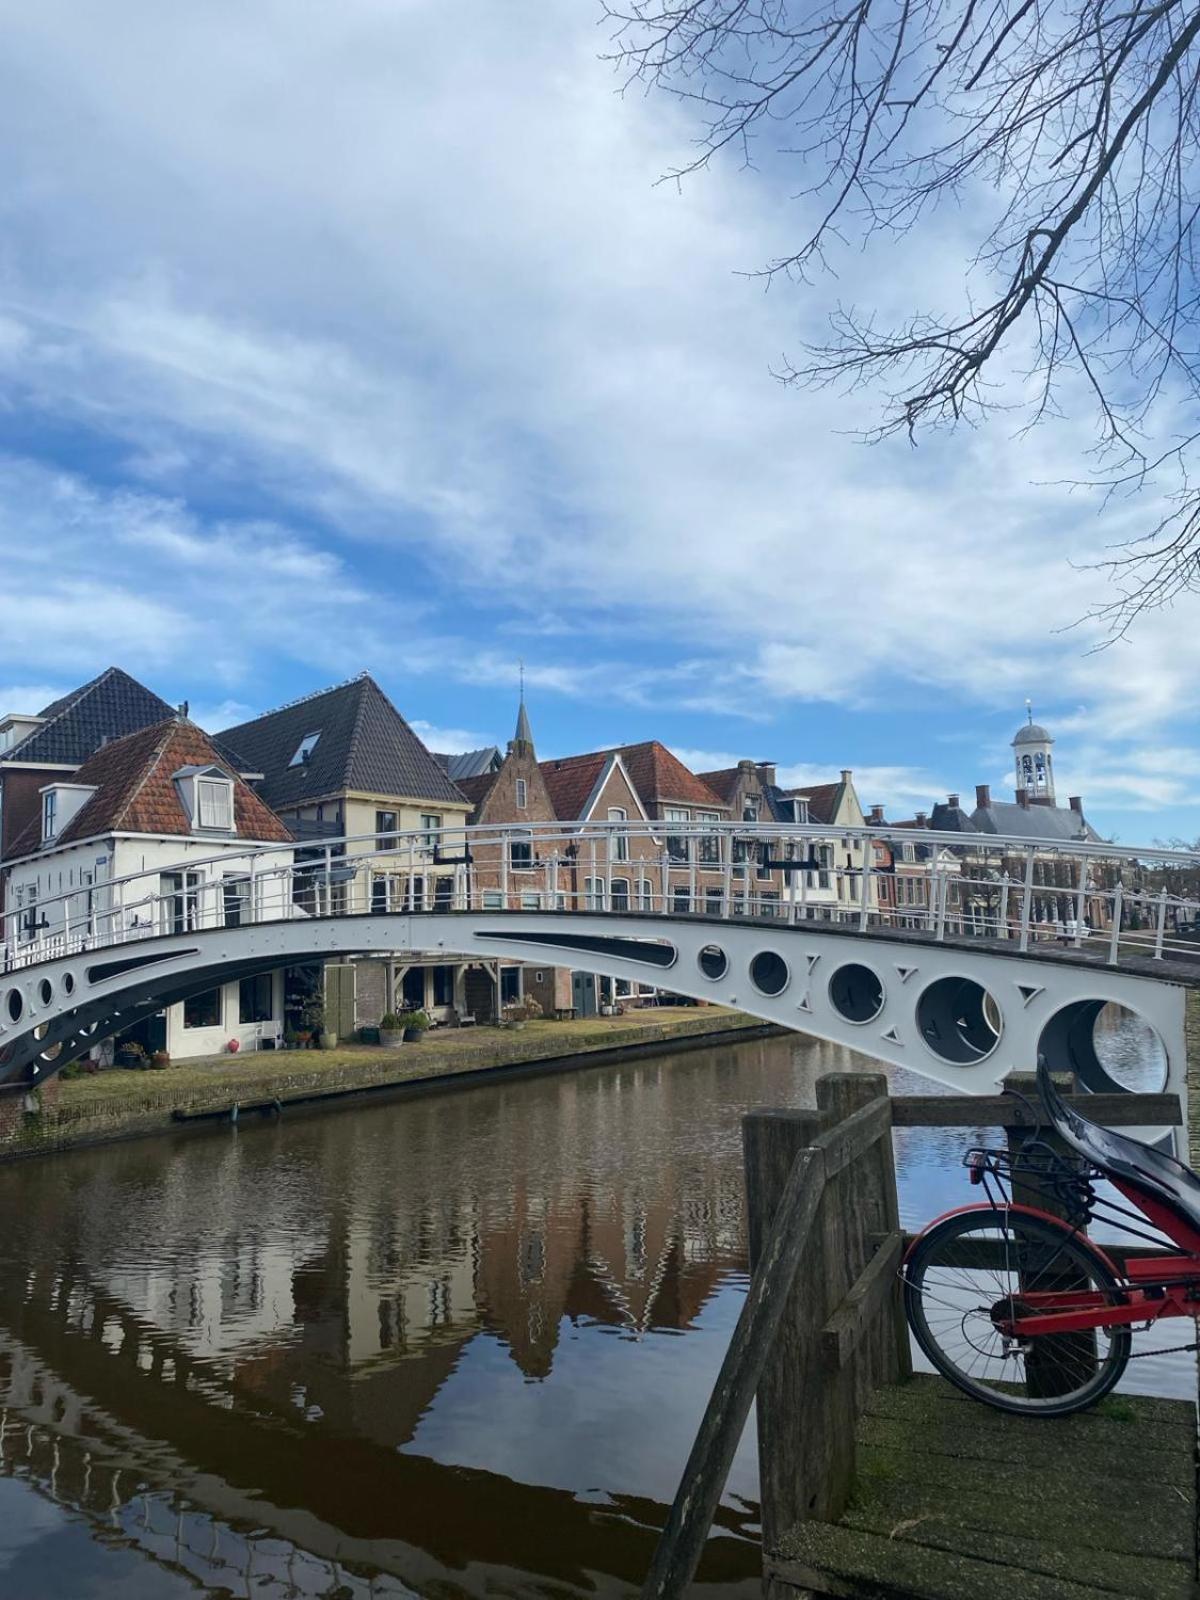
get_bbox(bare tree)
[604,0,1200,634]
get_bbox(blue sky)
[0,0,1196,843]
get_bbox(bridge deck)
[765,1375,1199,1599]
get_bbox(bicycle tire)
[904,1207,1131,1417]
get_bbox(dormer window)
[289,732,321,768]
[42,790,57,841]
[174,765,235,833]
[197,777,234,830]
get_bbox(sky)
[0,0,1195,843]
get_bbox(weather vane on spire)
[1025,697,1033,725]
[519,658,525,704]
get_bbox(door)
[572,970,597,1017]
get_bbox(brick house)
[454,696,573,1020]
[3,717,294,1060]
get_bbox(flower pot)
[379,1030,404,1049]
[321,1032,338,1050]
[403,1027,424,1043]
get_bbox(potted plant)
[294,1029,312,1049]
[150,1050,171,1070]
[501,1001,526,1031]
[116,1040,147,1069]
[379,1013,404,1048]
[301,996,326,1048]
[402,1009,429,1043]
[283,1030,300,1051]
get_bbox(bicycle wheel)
[903,1208,1131,1417]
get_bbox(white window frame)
[289,732,321,768]
[196,777,234,831]
[42,790,57,841]
[515,778,528,810]
[420,813,442,855]
[520,891,541,910]
[482,890,504,909]
[608,807,629,862]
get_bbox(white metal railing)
[3,819,1200,977]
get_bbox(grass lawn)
[57,1007,741,1105]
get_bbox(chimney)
[840,769,852,783]
[947,793,960,809]
[738,758,755,774]
[756,761,776,786]
[915,810,928,827]
[1015,788,1029,808]
[868,803,885,825]
[1069,795,1083,813]
[975,783,991,809]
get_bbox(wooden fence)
[640,1072,1182,1600]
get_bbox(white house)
[3,716,295,1061]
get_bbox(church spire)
[511,663,534,755]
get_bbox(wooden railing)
[640,1072,1183,1599]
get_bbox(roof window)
[289,732,321,768]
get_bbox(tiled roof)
[777,779,845,824]
[218,675,467,811]
[2,668,175,768]
[969,800,1101,843]
[696,767,739,803]
[613,742,727,810]
[455,770,499,808]
[7,719,292,857]
[539,752,610,820]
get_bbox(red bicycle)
[902,1058,1200,1416]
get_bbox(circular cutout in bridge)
[750,950,789,996]
[829,963,884,1024]
[5,989,22,1024]
[62,972,75,996]
[1039,999,1167,1093]
[698,944,727,981]
[917,975,1001,1064]
[37,978,52,1006]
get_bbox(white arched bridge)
[2,819,1198,1119]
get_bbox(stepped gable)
[218,675,466,810]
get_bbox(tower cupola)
[1013,701,1055,804]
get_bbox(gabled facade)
[3,718,294,1060]
[764,768,877,918]
[219,675,472,1031]
[0,667,176,910]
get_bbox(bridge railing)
[3,819,1200,973]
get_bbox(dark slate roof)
[930,800,977,833]
[218,675,467,810]
[969,800,1101,843]
[434,746,501,781]
[2,668,175,769]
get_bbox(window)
[19,884,37,944]
[500,966,522,1004]
[520,891,541,909]
[743,800,759,823]
[696,810,720,864]
[403,874,426,911]
[515,778,528,810]
[608,807,629,862]
[184,989,222,1029]
[433,965,454,1006]
[756,842,772,880]
[672,886,691,914]
[705,887,724,916]
[376,810,399,850]
[611,878,630,912]
[197,778,233,831]
[434,876,453,909]
[371,875,391,913]
[509,837,533,871]
[640,879,654,911]
[289,732,320,767]
[585,877,605,910]
[239,974,274,1024]
[222,876,249,927]
[665,807,689,863]
[42,790,57,841]
[790,797,809,824]
[420,813,442,854]
[161,871,201,934]
[482,890,504,909]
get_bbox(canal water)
[0,1028,1188,1599]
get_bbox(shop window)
[184,989,222,1029]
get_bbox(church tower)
[1013,702,1055,804]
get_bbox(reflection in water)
[0,1031,1184,1597]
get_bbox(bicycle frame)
[911,1165,1200,1341]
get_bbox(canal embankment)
[7,1007,779,1160]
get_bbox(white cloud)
[0,0,1194,841]
[409,720,496,755]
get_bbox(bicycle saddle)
[1036,1057,1200,1236]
